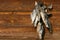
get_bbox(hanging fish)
[30,1,53,40]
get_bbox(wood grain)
[0,0,60,40]
[0,0,60,11]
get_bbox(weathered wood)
[0,0,60,11]
[0,0,60,40]
[0,11,59,31]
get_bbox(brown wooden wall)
[0,0,60,40]
[0,0,60,11]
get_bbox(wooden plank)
[0,0,60,11]
[0,12,59,33]
[0,11,60,15]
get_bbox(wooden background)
[0,0,60,40]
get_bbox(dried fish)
[30,1,53,40]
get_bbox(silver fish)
[30,1,53,40]
[37,22,44,40]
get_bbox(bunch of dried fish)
[31,1,53,40]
